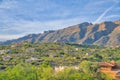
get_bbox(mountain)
[1,19,120,46]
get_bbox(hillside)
[1,19,120,46]
[1,42,120,80]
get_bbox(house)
[26,48,35,53]
[2,55,12,61]
[26,57,38,62]
[75,48,79,51]
[54,66,66,73]
[0,50,6,54]
[100,61,115,71]
[25,57,43,63]
[6,49,12,54]
[100,60,120,79]
[54,66,79,73]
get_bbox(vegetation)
[0,42,120,80]
[0,62,109,80]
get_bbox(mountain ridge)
[1,19,120,46]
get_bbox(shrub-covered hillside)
[0,42,120,80]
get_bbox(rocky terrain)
[1,19,120,46]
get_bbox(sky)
[0,0,120,41]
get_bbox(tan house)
[100,60,120,79]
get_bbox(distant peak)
[44,30,55,33]
[79,22,92,27]
[81,22,91,24]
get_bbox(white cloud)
[4,17,88,33]
[113,0,120,3]
[94,3,117,23]
[0,17,89,41]
[0,0,17,9]
[0,0,119,41]
[105,15,120,19]
[0,34,24,41]
[94,0,120,23]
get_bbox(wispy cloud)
[2,17,89,34]
[0,0,120,41]
[0,17,90,41]
[0,34,24,41]
[94,5,115,23]
[113,0,119,3]
[0,0,17,9]
[105,15,120,19]
[94,0,119,23]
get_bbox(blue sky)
[0,0,120,41]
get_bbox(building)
[2,55,12,61]
[0,50,6,54]
[54,66,79,73]
[100,60,120,79]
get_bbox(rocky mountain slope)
[1,19,120,46]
